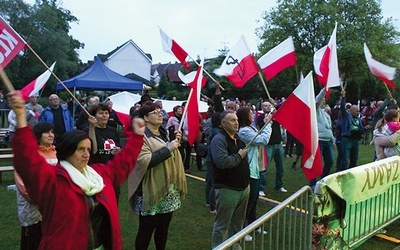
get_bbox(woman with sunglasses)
[128,101,187,250]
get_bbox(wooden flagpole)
[26,44,89,115]
[244,113,274,150]
[176,87,194,142]
[0,66,16,92]
[257,71,272,100]
[188,55,225,91]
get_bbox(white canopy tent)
[108,91,209,116]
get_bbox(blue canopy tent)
[56,58,143,91]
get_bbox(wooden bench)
[0,166,14,184]
[0,148,12,153]
[0,152,14,183]
[0,153,13,159]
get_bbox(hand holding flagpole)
[244,111,274,150]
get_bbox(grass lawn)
[0,143,399,249]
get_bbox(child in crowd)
[373,109,400,158]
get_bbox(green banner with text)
[312,156,400,249]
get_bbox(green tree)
[0,0,83,95]
[256,0,400,104]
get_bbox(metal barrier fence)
[213,186,314,250]
[343,182,400,248]
[313,156,400,249]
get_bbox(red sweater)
[13,126,143,250]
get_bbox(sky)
[26,0,400,64]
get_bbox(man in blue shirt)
[39,94,74,139]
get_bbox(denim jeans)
[259,144,284,191]
[320,140,334,178]
[309,140,334,187]
[340,137,359,171]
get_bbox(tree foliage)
[256,0,400,105]
[0,0,83,96]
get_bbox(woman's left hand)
[174,130,182,142]
[7,92,25,116]
[88,115,97,128]
[132,118,145,136]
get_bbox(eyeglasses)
[147,110,162,116]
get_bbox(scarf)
[60,160,105,196]
[128,130,187,211]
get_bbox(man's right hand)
[238,148,247,159]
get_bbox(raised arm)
[87,115,98,154]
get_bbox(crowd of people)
[4,84,400,249]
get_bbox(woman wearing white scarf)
[9,91,145,250]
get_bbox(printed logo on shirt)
[104,139,116,151]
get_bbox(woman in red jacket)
[8,91,145,250]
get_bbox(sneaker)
[256,228,268,235]
[291,166,296,172]
[258,191,266,196]
[278,187,287,193]
[209,210,217,215]
[184,169,191,174]
[244,235,252,242]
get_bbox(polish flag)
[257,37,296,80]
[184,57,204,146]
[178,70,207,88]
[313,23,340,90]
[0,16,27,68]
[159,28,190,70]
[364,43,396,89]
[273,72,322,181]
[20,62,56,101]
[213,36,259,88]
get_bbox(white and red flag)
[20,62,56,101]
[184,57,204,146]
[0,16,27,68]
[313,23,340,90]
[159,28,190,70]
[178,69,207,88]
[364,43,397,89]
[257,37,296,80]
[213,36,258,88]
[273,72,322,181]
